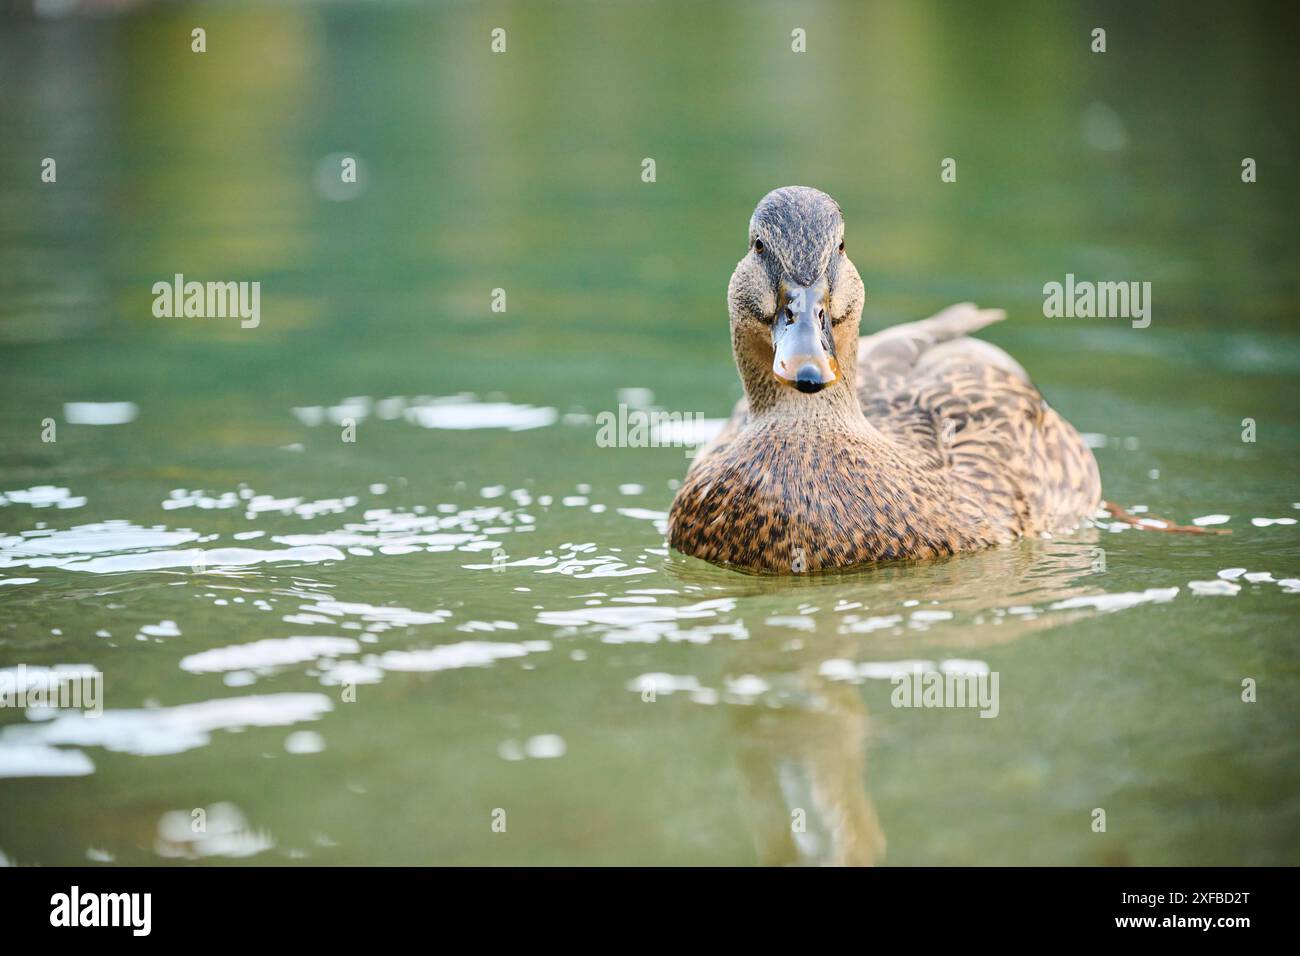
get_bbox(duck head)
[727,186,865,412]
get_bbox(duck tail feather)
[915,303,1008,343]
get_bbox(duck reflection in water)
[697,534,1112,865]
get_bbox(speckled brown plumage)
[668,187,1101,573]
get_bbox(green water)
[1,1,1297,865]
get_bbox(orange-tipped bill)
[772,279,838,394]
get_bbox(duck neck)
[738,337,869,432]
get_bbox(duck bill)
[772,279,839,394]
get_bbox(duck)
[668,185,1103,573]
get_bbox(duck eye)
[838,241,845,254]
[753,239,764,256]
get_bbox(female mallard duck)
[668,185,1102,573]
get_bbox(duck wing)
[857,303,1101,534]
